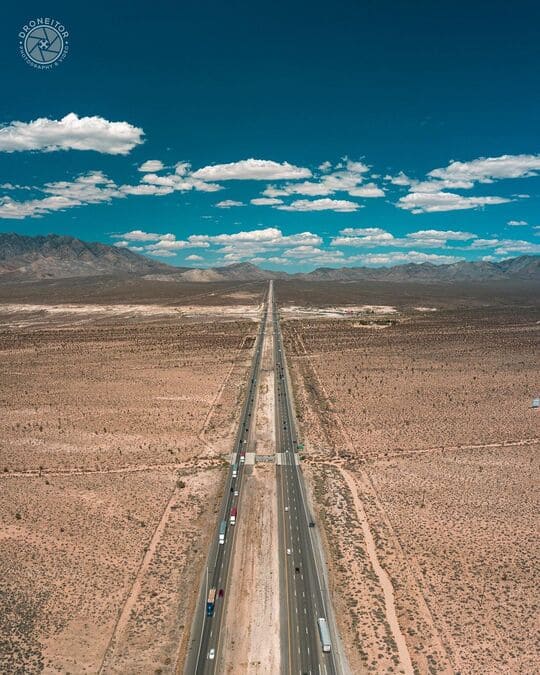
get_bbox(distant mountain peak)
[0,231,176,280]
[0,232,538,282]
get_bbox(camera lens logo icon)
[19,19,69,68]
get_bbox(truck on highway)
[317,617,331,653]
[232,463,238,478]
[219,519,227,544]
[207,588,216,616]
[230,506,237,525]
[240,450,246,464]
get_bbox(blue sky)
[1,0,539,270]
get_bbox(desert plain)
[0,276,538,675]
[0,281,264,674]
[278,280,539,674]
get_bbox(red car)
[218,588,224,598]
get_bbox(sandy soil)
[220,463,280,674]
[254,315,275,455]
[0,303,260,327]
[281,304,398,319]
[282,305,539,674]
[0,308,257,673]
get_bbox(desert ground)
[1,277,539,675]
[277,280,539,674]
[0,285,264,674]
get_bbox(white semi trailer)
[317,617,331,653]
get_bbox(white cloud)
[215,199,245,208]
[0,195,80,219]
[507,219,528,226]
[138,160,165,172]
[281,246,346,264]
[340,227,387,236]
[410,179,475,192]
[406,229,476,241]
[250,197,284,206]
[113,229,162,242]
[468,239,501,249]
[175,162,190,176]
[43,171,118,204]
[139,174,176,186]
[0,171,119,219]
[494,241,540,254]
[467,237,540,253]
[277,198,362,212]
[178,227,324,264]
[332,228,477,249]
[141,172,222,193]
[259,160,374,200]
[111,230,210,259]
[190,227,322,248]
[0,113,143,155]
[347,182,385,198]
[191,159,312,181]
[186,254,204,261]
[350,251,464,266]
[318,161,332,172]
[119,184,174,196]
[346,160,370,173]
[146,239,196,251]
[384,172,414,186]
[397,191,511,213]
[428,154,540,184]
[332,231,395,247]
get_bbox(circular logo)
[19,18,69,69]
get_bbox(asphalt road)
[186,281,343,675]
[185,287,269,675]
[273,286,338,675]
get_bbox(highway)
[273,284,338,675]
[185,285,269,675]
[186,281,341,674]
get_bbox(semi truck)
[317,617,331,653]
[230,506,237,525]
[207,588,216,617]
[219,519,227,544]
[240,450,246,464]
[232,463,238,478]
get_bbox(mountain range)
[0,232,538,283]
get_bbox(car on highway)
[234,489,239,496]
[287,548,291,555]
[208,648,215,660]
[218,588,224,598]
[285,506,289,511]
